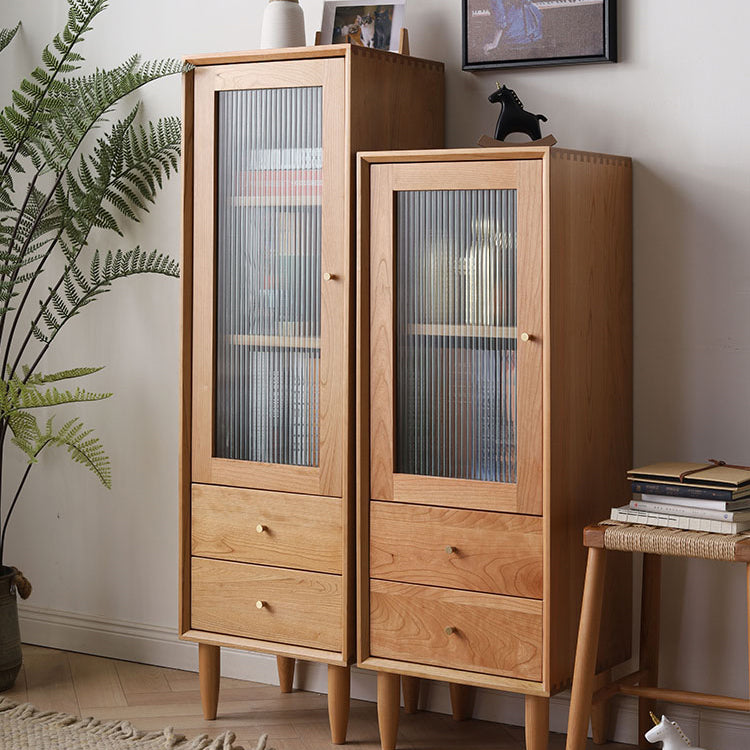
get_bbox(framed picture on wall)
[462,0,617,70]
[320,1,406,52]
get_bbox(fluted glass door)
[368,160,543,514]
[191,60,346,496]
[395,189,517,483]
[214,87,322,468]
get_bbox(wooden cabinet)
[180,46,444,743]
[357,147,633,750]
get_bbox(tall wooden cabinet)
[357,147,633,750]
[180,47,444,743]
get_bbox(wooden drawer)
[191,484,341,574]
[370,502,543,598]
[370,580,542,681]
[191,558,341,651]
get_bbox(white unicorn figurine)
[645,712,707,749]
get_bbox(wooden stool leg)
[449,683,475,721]
[328,664,350,744]
[566,546,607,750]
[198,643,220,720]
[590,669,612,744]
[277,656,295,694]
[638,553,661,749]
[377,672,401,750]
[401,675,420,714]
[525,694,549,750]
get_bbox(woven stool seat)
[591,520,750,561]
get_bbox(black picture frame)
[462,0,617,71]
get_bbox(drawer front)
[191,484,342,574]
[370,580,542,681]
[191,558,342,651]
[370,502,543,598]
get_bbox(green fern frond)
[54,417,111,488]
[20,364,104,385]
[0,23,21,54]
[33,245,179,341]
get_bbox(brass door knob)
[256,524,266,533]
[256,600,266,609]
[520,332,532,342]
[445,626,456,636]
[323,272,336,281]
[445,546,456,554]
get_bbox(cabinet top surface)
[184,44,444,71]
[358,147,631,168]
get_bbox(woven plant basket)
[0,566,22,691]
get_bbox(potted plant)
[0,0,182,689]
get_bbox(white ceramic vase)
[260,0,306,49]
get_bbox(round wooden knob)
[445,626,456,636]
[520,332,532,342]
[323,272,335,281]
[445,545,456,554]
[256,524,266,533]
[256,600,266,609]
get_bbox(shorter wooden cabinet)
[357,147,633,750]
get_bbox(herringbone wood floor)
[2,645,636,749]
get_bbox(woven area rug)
[0,698,270,750]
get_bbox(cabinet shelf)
[231,197,322,208]
[228,333,320,350]
[407,324,517,339]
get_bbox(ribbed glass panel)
[214,87,322,466]
[395,190,517,482]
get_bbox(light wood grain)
[277,656,295,694]
[637,554,660,748]
[449,683,475,721]
[376,672,400,750]
[565,548,607,750]
[546,149,633,692]
[370,580,542,681]
[370,502,542,598]
[191,558,342,652]
[525,695,550,750]
[179,67,195,637]
[191,484,342,574]
[327,664,350,744]
[68,653,127,709]
[199,643,220,720]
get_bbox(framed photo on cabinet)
[462,0,617,71]
[320,1,406,52]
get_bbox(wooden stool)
[566,521,750,750]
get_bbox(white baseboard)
[18,605,747,746]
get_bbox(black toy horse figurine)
[488,84,548,142]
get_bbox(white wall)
[1,0,749,745]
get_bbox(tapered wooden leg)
[449,683,475,721]
[328,664,350,744]
[566,547,607,750]
[198,643,220,720]
[525,694,549,750]
[401,675,420,714]
[590,670,612,744]
[377,672,401,750]
[638,554,661,749]
[277,656,295,694]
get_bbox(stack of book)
[611,461,750,534]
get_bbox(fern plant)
[0,0,182,567]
